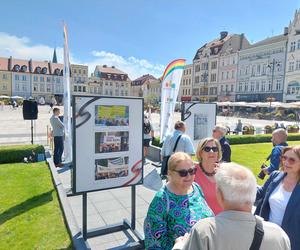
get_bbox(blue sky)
[0,0,299,79]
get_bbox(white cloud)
[0,32,165,79]
[89,50,165,79]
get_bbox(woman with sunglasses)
[255,145,300,250]
[194,137,223,215]
[144,152,213,250]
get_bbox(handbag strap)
[249,217,264,250]
[172,135,182,153]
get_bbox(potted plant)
[287,125,299,133]
[242,125,255,135]
[264,125,273,134]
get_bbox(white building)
[284,10,300,102]
[236,31,288,102]
[179,64,193,101]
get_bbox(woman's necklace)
[199,163,216,177]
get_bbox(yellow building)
[0,57,12,97]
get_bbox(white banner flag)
[160,59,185,142]
[63,23,72,163]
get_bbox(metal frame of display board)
[71,95,144,249]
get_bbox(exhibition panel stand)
[71,95,144,249]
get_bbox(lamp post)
[266,59,281,110]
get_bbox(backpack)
[144,119,151,134]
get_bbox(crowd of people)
[143,120,300,250]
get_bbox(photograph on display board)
[95,105,129,126]
[194,114,208,140]
[95,131,129,153]
[95,156,129,180]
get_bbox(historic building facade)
[179,64,193,101]
[0,57,12,97]
[192,32,249,102]
[284,10,300,102]
[236,32,288,102]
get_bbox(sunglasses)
[173,167,197,177]
[203,146,218,153]
[281,155,299,165]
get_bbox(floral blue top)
[144,182,214,250]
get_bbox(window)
[276,79,281,90]
[226,71,229,80]
[251,65,256,76]
[195,64,200,72]
[74,69,77,73]
[221,85,224,92]
[221,72,224,80]
[250,81,255,91]
[289,61,295,72]
[298,40,300,49]
[231,70,235,79]
[74,77,76,82]
[56,78,60,83]
[201,63,208,70]
[232,57,236,64]
[244,82,248,92]
[231,85,234,92]
[47,84,51,92]
[34,76,38,82]
[296,60,300,70]
[261,81,266,91]
[268,80,272,91]
[238,82,242,92]
[47,77,51,83]
[15,75,19,81]
[83,70,86,74]
[22,75,26,81]
[2,74,7,80]
[79,69,81,74]
[256,81,260,91]
[225,85,228,92]
[291,41,296,52]
[74,86,77,91]
[195,76,200,84]
[15,83,20,91]
[22,83,27,91]
[2,84,7,90]
[33,84,38,92]
[257,65,261,75]
[40,84,45,92]
[211,61,217,69]
[210,73,216,82]
[262,64,266,75]
[40,76,44,82]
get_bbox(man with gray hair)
[212,125,231,162]
[261,128,288,176]
[161,121,195,176]
[173,163,291,250]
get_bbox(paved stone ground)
[56,158,162,249]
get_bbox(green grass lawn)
[0,162,72,250]
[232,140,300,185]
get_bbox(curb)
[45,149,89,250]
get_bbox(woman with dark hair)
[194,137,223,215]
[144,152,213,250]
[256,145,300,250]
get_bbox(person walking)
[143,114,154,160]
[50,107,64,168]
[173,163,291,250]
[161,121,195,176]
[261,128,288,175]
[212,125,231,162]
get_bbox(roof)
[31,60,50,74]
[95,65,127,75]
[0,57,9,71]
[193,34,233,60]
[250,34,287,48]
[132,74,158,86]
[11,58,30,72]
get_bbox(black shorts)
[143,139,151,147]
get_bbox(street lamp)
[266,59,281,109]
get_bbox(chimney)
[284,27,289,35]
[112,66,115,68]
[239,33,244,49]
[29,59,33,73]
[8,56,12,71]
[220,31,228,40]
